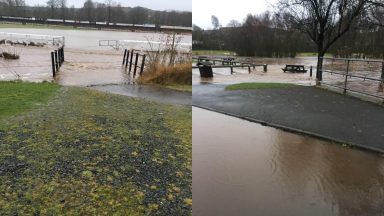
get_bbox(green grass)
[296,52,333,57]
[0,81,60,119]
[0,85,192,215]
[192,50,236,56]
[226,82,298,91]
[0,22,79,30]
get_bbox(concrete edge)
[192,104,384,154]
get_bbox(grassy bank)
[138,63,191,92]
[226,82,297,91]
[0,84,191,215]
[192,50,236,56]
[0,81,60,119]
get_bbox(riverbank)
[0,83,192,215]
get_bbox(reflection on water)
[193,107,384,216]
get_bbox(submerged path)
[193,84,384,152]
[90,84,191,106]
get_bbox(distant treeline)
[193,12,383,58]
[0,0,192,27]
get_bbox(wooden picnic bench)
[282,65,307,73]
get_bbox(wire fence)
[0,32,65,47]
[320,57,384,100]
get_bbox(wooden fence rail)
[122,49,146,77]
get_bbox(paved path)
[90,84,191,106]
[193,84,384,152]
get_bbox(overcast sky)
[193,0,277,29]
[25,0,192,12]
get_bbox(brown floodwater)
[0,28,191,85]
[192,56,318,86]
[193,107,384,216]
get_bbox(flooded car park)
[193,107,384,216]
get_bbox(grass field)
[0,81,60,119]
[226,82,297,91]
[296,52,333,57]
[0,22,78,30]
[192,50,236,56]
[0,83,192,215]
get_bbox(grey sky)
[193,0,277,29]
[25,0,192,12]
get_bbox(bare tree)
[58,0,67,21]
[83,0,94,22]
[211,15,221,29]
[46,0,58,18]
[278,0,372,81]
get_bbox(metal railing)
[0,32,65,47]
[319,57,384,100]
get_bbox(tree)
[278,0,373,81]
[211,15,220,29]
[58,0,66,21]
[83,0,95,22]
[46,0,58,18]
[227,19,241,27]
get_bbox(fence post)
[122,49,127,66]
[125,50,130,68]
[129,50,134,72]
[379,61,384,92]
[263,64,267,72]
[133,53,139,77]
[51,52,56,77]
[248,66,251,73]
[230,66,233,74]
[55,50,59,71]
[62,47,65,62]
[344,60,350,94]
[310,66,313,77]
[58,49,62,67]
[140,54,146,75]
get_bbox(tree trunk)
[316,52,325,85]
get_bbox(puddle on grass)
[193,107,384,216]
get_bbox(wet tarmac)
[193,84,384,152]
[193,107,384,216]
[90,84,191,105]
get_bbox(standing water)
[193,107,384,216]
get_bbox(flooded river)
[193,107,384,216]
[0,28,191,85]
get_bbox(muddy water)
[192,56,318,86]
[193,107,384,216]
[0,28,191,85]
[0,28,192,51]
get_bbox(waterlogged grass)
[296,52,332,57]
[192,50,236,56]
[165,85,192,92]
[226,82,298,91]
[0,81,60,119]
[0,87,192,215]
[0,22,77,30]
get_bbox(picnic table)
[282,65,307,73]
